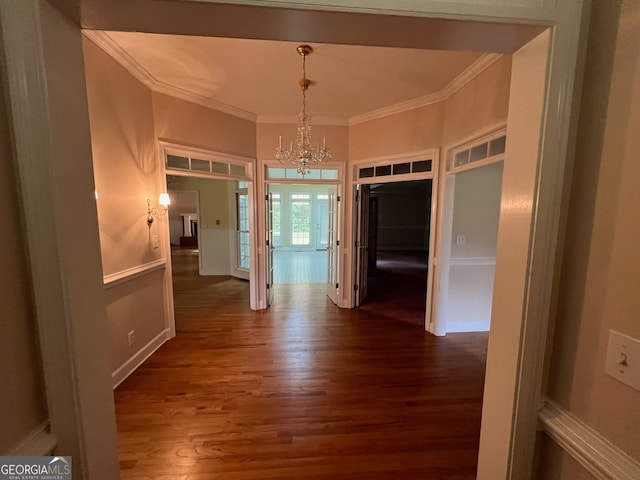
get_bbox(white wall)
[445,162,503,333]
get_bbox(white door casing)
[326,185,339,304]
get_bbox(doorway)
[265,181,340,305]
[354,180,433,327]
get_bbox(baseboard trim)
[446,320,490,333]
[539,399,640,480]
[6,421,57,456]
[448,256,496,266]
[112,329,171,389]
[200,268,232,276]
[104,258,166,289]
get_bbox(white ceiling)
[102,31,487,121]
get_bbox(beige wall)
[348,56,510,162]
[153,92,256,158]
[443,56,512,147]
[0,29,48,454]
[84,38,162,276]
[349,102,443,160]
[539,0,640,473]
[83,36,168,384]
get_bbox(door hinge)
[336,283,339,289]
[337,195,341,202]
[355,191,359,201]
[265,194,269,201]
[266,283,270,289]
[354,284,358,291]
[355,240,358,247]
[336,240,340,246]
[266,239,270,246]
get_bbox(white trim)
[349,54,502,125]
[160,139,256,173]
[84,29,501,128]
[103,259,167,288]
[82,31,257,122]
[111,329,172,389]
[6,421,57,456]
[448,256,496,266]
[447,321,490,333]
[539,400,640,480]
[257,114,349,126]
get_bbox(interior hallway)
[113,253,489,479]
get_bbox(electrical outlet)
[456,234,466,246]
[127,330,135,347]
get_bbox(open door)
[265,186,274,307]
[326,186,339,304]
[355,184,370,306]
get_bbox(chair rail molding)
[540,400,640,480]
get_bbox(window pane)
[191,158,210,172]
[211,161,229,175]
[393,162,411,175]
[291,194,311,246]
[167,154,189,170]
[454,150,469,168]
[304,169,321,179]
[239,231,250,269]
[272,195,282,247]
[267,167,286,179]
[375,165,392,176]
[237,193,250,270]
[285,168,305,179]
[470,143,488,163]
[489,135,507,156]
[359,167,374,178]
[321,169,339,180]
[230,164,246,177]
[412,160,432,172]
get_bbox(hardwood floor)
[114,255,489,479]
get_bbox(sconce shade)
[159,193,171,208]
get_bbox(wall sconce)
[147,193,170,226]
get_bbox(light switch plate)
[605,330,640,390]
[152,234,159,249]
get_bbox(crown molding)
[84,30,501,128]
[257,114,349,126]
[82,30,257,122]
[349,53,502,126]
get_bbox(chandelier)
[275,45,331,176]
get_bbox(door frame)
[260,160,346,309]
[432,123,507,336]
[1,1,588,478]
[348,148,440,331]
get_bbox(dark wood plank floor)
[114,254,488,479]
